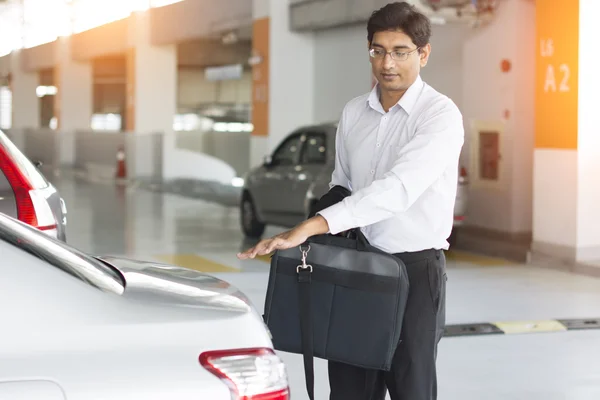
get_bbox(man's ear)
[419,43,431,67]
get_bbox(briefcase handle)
[307,228,369,251]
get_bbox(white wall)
[511,0,535,234]
[462,10,513,233]
[268,0,315,152]
[421,24,470,111]
[576,0,600,260]
[462,0,535,234]
[313,25,372,124]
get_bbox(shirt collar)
[367,75,424,115]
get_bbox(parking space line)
[255,254,273,263]
[154,254,240,273]
[445,250,515,266]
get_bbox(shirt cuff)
[316,201,355,235]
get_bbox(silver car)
[241,123,468,242]
[0,129,67,241]
[0,213,289,399]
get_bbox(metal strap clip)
[296,244,313,273]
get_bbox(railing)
[4,128,244,185]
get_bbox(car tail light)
[0,146,57,233]
[200,348,289,400]
[459,166,468,184]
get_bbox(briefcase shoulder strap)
[297,245,315,400]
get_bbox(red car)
[0,129,67,241]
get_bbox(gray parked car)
[0,129,67,241]
[240,123,468,242]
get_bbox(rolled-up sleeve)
[318,100,464,235]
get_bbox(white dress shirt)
[317,75,464,254]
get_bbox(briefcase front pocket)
[327,284,401,369]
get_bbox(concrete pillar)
[250,0,315,168]
[54,36,93,132]
[532,0,600,267]
[126,11,176,134]
[0,55,11,130]
[52,36,92,167]
[460,0,535,236]
[9,50,39,129]
[127,10,177,179]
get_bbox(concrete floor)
[53,173,600,400]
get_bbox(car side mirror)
[33,160,43,169]
[263,155,273,167]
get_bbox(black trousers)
[328,249,447,400]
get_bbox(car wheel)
[241,195,266,238]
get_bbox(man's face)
[369,30,430,93]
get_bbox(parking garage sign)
[535,0,578,150]
[540,39,570,94]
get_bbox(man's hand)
[237,215,330,259]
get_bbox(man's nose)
[383,53,395,69]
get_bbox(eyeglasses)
[369,47,420,61]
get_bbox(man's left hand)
[237,216,330,259]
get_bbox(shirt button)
[370,170,375,174]
[376,143,381,147]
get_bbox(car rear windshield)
[0,214,125,294]
[0,130,49,190]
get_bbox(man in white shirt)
[238,2,464,399]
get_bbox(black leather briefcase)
[263,230,409,400]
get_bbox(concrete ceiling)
[289,0,497,31]
[150,0,252,46]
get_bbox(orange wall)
[251,17,269,137]
[535,0,579,150]
[125,48,135,132]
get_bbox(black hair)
[367,2,431,48]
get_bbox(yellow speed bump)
[493,320,567,334]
